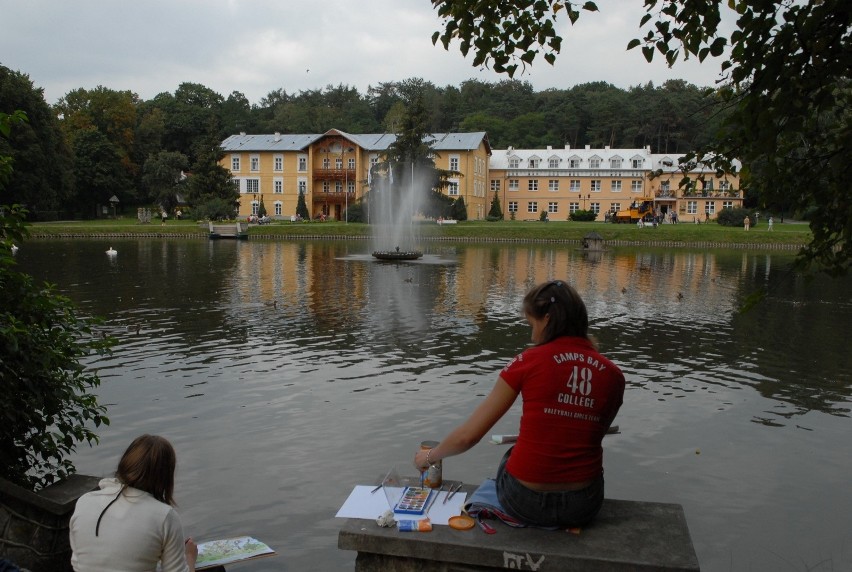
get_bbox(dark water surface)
[14,239,852,571]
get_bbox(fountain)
[369,162,425,261]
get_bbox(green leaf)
[627,38,641,50]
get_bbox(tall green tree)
[69,127,134,217]
[430,0,852,274]
[142,150,189,214]
[185,137,238,220]
[0,66,74,212]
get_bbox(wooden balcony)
[313,168,356,182]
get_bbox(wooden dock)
[208,221,249,240]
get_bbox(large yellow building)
[220,129,492,221]
[488,145,742,222]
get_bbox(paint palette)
[393,486,435,515]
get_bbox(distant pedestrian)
[768,217,774,231]
[743,216,750,231]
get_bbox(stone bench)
[338,489,699,571]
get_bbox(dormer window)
[528,158,539,168]
[632,158,643,169]
[589,157,601,169]
[609,157,622,169]
[509,158,520,168]
[568,157,581,168]
[548,157,560,169]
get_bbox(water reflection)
[13,238,851,572]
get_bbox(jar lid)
[448,515,475,530]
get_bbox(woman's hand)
[414,449,431,471]
[184,537,198,571]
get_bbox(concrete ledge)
[339,493,698,571]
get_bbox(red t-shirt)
[500,336,625,483]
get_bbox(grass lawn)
[27,217,811,247]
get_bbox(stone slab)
[339,493,699,572]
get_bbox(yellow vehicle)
[612,197,655,223]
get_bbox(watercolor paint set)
[393,486,435,515]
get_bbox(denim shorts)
[495,447,604,528]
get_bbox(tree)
[69,127,134,217]
[296,190,310,219]
[142,151,188,214]
[1,112,111,490]
[431,0,852,275]
[0,66,74,213]
[185,137,238,219]
[451,196,468,221]
[487,190,503,220]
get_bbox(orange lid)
[448,515,475,530]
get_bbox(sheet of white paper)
[335,485,467,526]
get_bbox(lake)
[13,238,851,571]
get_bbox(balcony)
[313,168,356,182]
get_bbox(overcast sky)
[3,0,728,107]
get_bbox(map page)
[196,536,275,569]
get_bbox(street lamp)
[582,193,591,210]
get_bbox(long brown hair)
[522,280,589,345]
[115,434,177,505]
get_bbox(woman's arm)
[415,377,518,469]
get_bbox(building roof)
[490,144,740,174]
[221,131,491,154]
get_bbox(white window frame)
[508,201,518,213]
[548,180,559,191]
[548,202,558,213]
[298,155,308,172]
[570,180,581,192]
[246,179,259,194]
[508,179,519,191]
[609,158,622,169]
[448,181,459,196]
[250,155,260,172]
[449,155,460,172]
[569,202,579,213]
[527,202,538,213]
[591,180,601,192]
[611,180,622,192]
[298,178,307,194]
[528,180,539,191]
[705,201,716,215]
[491,180,501,192]
[589,158,601,169]
[631,180,643,193]
[274,155,283,172]
[274,178,283,194]
[274,201,282,216]
[590,202,600,214]
[687,200,698,214]
[509,158,520,168]
[548,158,559,168]
[231,155,241,172]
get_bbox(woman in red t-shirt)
[414,280,625,527]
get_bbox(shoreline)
[25,230,805,251]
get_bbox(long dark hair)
[115,434,177,505]
[522,280,589,345]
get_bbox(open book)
[196,536,275,570]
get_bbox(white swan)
[106,247,117,256]
[10,244,19,255]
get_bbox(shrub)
[1,206,113,490]
[717,207,754,227]
[569,209,597,222]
